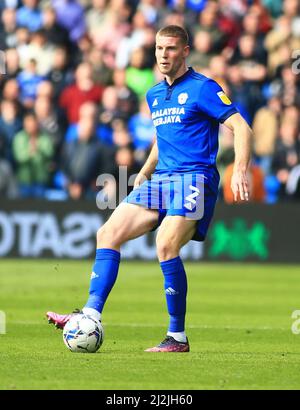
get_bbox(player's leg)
[96,202,159,250]
[83,203,159,317]
[145,216,197,352]
[47,203,159,328]
[156,215,197,261]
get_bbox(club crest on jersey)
[217,91,232,105]
[178,93,188,105]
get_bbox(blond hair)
[157,25,189,46]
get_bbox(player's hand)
[133,173,147,190]
[231,168,250,202]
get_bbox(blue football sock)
[85,248,121,313]
[160,256,187,333]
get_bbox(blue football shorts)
[123,169,219,242]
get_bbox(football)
[63,314,104,353]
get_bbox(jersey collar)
[164,67,194,87]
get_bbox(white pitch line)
[108,323,287,331]
[11,321,287,331]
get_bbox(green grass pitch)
[1,259,300,390]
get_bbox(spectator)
[91,1,131,69]
[241,11,267,64]
[128,99,155,157]
[42,6,71,49]
[98,85,123,145]
[17,58,44,108]
[115,9,151,69]
[283,0,300,20]
[105,144,141,203]
[20,29,56,76]
[161,10,186,31]
[12,112,54,198]
[281,105,299,127]
[47,47,74,102]
[14,26,30,62]
[0,0,299,204]
[188,30,215,70]
[113,68,139,120]
[76,33,94,64]
[231,34,267,83]
[1,78,19,103]
[208,55,228,89]
[0,0,20,11]
[61,116,106,199]
[271,121,299,200]
[4,48,21,80]
[264,15,300,76]
[34,95,65,154]
[193,1,226,51]
[262,0,283,19]
[110,118,132,149]
[227,65,252,123]
[247,3,273,34]
[137,0,160,26]
[179,0,207,13]
[253,96,281,175]
[36,80,55,100]
[51,0,87,43]
[158,0,198,28]
[141,26,157,68]
[217,1,243,50]
[126,47,155,100]
[0,7,18,50]
[0,78,25,118]
[229,33,267,121]
[87,48,112,86]
[0,99,22,162]
[65,101,100,143]
[278,65,300,108]
[86,0,108,40]
[97,141,140,205]
[16,0,43,32]
[59,62,104,124]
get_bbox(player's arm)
[224,113,253,202]
[134,137,158,189]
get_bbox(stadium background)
[1,0,300,392]
[0,0,300,261]
[0,0,299,204]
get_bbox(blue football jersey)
[146,67,238,174]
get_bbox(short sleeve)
[145,90,152,110]
[197,79,238,123]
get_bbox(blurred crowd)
[0,0,299,203]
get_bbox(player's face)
[155,35,189,79]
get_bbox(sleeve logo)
[217,91,232,105]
